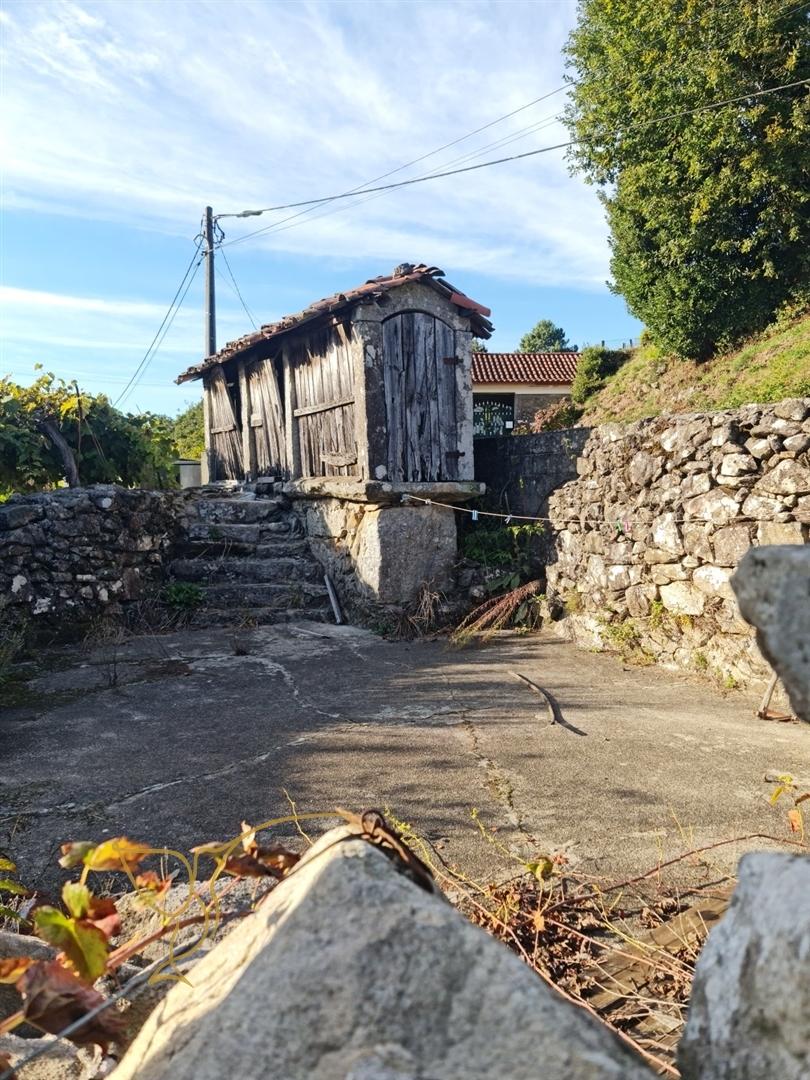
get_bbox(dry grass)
[389,810,808,1077]
[451,579,543,646]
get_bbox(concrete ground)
[2,623,808,895]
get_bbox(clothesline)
[400,492,689,534]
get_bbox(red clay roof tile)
[177,263,493,383]
[472,352,578,386]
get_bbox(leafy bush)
[571,347,630,404]
[164,582,203,612]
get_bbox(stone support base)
[294,496,459,610]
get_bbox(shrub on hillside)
[571,347,630,404]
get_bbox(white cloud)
[0,0,607,287]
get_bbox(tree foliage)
[518,319,573,352]
[564,0,810,359]
[0,373,178,494]
[172,399,205,459]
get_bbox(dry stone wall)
[545,399,809,687]
[0,486,181,632]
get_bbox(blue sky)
[0,0,642,417]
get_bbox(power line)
[217,78,809,251]
[218,247,258,329]
[211,91,569,253]
[215,0,809,251]
[215,83,570,223]
[115,245,203,408]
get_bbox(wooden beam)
[282,344,302,479]
[202,376,213,482]
[237,359,255,481]
[293,395,355,418]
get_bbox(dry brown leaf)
[17,960,124,1050]
[223,853,280,879]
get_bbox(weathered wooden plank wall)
[207,365,243,480]
[290,326,358,478]
[248,358,287,478]
[382,312,459,482]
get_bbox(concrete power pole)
[203,206,216,358]
[201,207,216,483]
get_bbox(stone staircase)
[169,491,333,627]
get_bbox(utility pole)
[203,206,216,358]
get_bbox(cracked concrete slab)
[2,625,808,895]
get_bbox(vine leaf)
[132,871,173,908]
[0,957,35,984]
[222,853,280,879]
[0,879,29,897]
[17,960,124,1049]
[59,837,151,873]
[33,907,108,983]
[240,820,300,874]
[60,884,120,940]
[83,838,152,873]
[58,842,96,869]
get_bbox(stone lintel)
[283,478,485,505]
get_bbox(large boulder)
[113,829,653,1080]
[678,852,810,1080]
[732,546,810,721]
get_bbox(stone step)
[191,605,333,628]
[183,519,303,544]
[169,557,323,584]
[190,498,289,525]
[172,539,310,561]
[199,581,329,610]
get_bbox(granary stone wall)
[544,399,809,687]
[292,495,458,617]
[0,486,181,633]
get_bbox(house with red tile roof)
[471,351,579,437]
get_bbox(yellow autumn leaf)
[83,838,151,872]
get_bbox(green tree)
[0,372,178,494]
[518,320,573,352]
[172,400,205,459]
[471,339,489,353]
[564,0,810,359]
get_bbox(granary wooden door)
[381,312,460,482]
[247,358,287,478]
[291,327,358,478]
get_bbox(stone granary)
[174,264,493,612]
[176,263,493,486]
